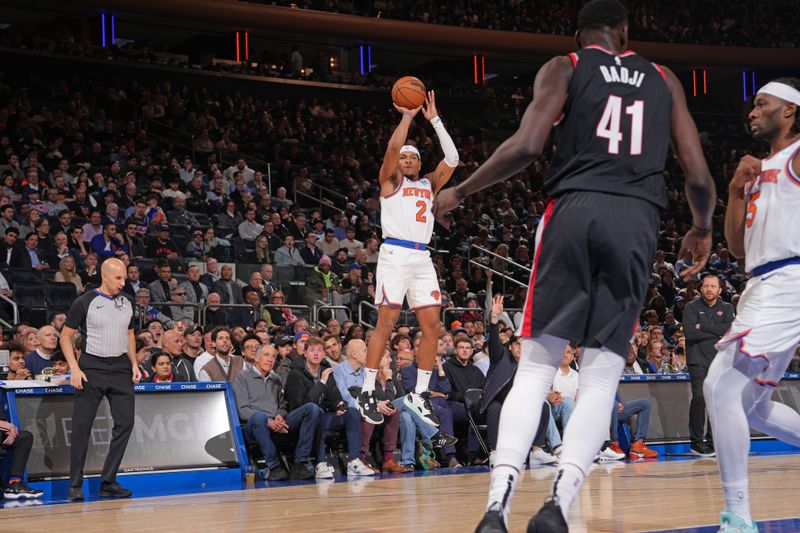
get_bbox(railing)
[259,303,311,324]
[0,293,18,330]
[443,306,523,330]
[294,180,349,215]
[312,299,352,329]
[468,244,530,294]
[200,303,258,328]
[358,300,415,329]
[146,302,201,329]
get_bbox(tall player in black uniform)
[433,1,716,532]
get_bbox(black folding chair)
[464,388,490,456]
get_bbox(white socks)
[722,478,752,524]
[415,369,433,394]
[552,346,624,520]
[362,367,378,393]
[486,334,567,523]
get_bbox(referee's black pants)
[70,353,135,487]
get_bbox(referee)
[61,258,140,501]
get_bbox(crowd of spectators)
[3,39,800,480]
[267,0,800,48]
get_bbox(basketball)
[392,76,426,109]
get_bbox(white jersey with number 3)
[380,176,435,244]
[744,138,800,272]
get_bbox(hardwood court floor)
[3,454,800,532]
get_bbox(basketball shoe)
[718,510,758,533]
[357,390,384,425]
[404,391,440,426]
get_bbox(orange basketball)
[392,76,426,109]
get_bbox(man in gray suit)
[147,260,176,303]
[181,264,209,305]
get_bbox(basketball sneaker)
[474,505,508,533]
[347,458,376,476]
[3,481,44,499]
[404,391,440,427]
[718,510,759,532]
[629,440,658,459]
[527,497,568,533]
[357,390,384,425]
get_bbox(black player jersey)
[544,46,672,208]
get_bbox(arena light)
[473,55,478,85]
[359,45,364,75]
[111,14,115,45]
[742,70,747,101]
[101,12,106,48]
[703,69,707,94]
[235,31,240,62]
[692,70,697,97]
[367,45,372,73]
[751,71,756,97]
[245,31,249,61]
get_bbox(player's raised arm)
[379,104,422,190]
[432,56,572,223]
[662,66,717,278]
[421,91,459,193]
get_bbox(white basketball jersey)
[380,176,434,244]
[744,138,800,272]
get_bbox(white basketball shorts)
[715,264,800,387]
[374,244,441,311]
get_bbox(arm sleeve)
[430,117,459,167]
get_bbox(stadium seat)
[463,389,490,456]
[46,282,79,312]
[14,283,48,326]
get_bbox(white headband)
[400,145,420,158]
[757,82,800,106]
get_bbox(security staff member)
[683,273,735,457]
[61,258,140,501]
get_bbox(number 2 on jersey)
[596,96,644,155]
[415,200,427,223]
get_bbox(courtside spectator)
[443,334,486,465]
[284,336,374,476]
[234,343,328,480]
[2,341,31,380]
[604,394,659,459]
[197,327,244,382]
[23,325,59,376]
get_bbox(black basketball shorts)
[518,190,660,358]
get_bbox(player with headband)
[704,77,800,533]
[356,91,460,430]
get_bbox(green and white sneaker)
[718,510,759,533]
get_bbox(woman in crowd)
[54,255,84,294]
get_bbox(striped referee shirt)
[65,289,135,357]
